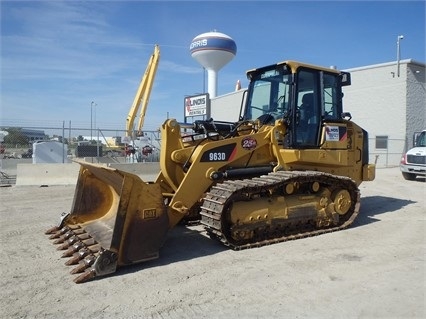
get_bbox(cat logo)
[143,209,157,219]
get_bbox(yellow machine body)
[46,60,375,283]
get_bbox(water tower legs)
[207,69,218,98]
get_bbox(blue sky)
[1,0,425,133]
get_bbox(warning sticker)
[325,125,347,142]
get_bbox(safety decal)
[241,136,257,150]
[325,125,347,142]
[200,143,237,162]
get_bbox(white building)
[343,59,425,166]
[209,59,425,167]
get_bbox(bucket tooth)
[48,232,61,240]
[70,255,96,274]
[52,237,65,245]
[57,232,91,250]
[76,233,90,241]
[48,226,70,239]
[53,230,90,245]
[63,252,78,260]
[45,226,60,235]
[74,269,96,284]
[52,231,75,244]
[62,241,85,258]
[64,242,101,263]
[56,228,86,243]
[56,235,79,250]
[81,237,96,246]
[70,263,88,274]
[71,228,85,235]
[77,245,95,257]
[65,248,89,265]
[65,255,82,266]
[56,243,68,250]
[63,230,78,240]
[48,231,64,240]
[86,244,100,253]
[66,244,99,265]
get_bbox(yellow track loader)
[46,60,375,283]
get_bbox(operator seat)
[297,93,318,146]
[300,93,314,120]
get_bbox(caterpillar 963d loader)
[46,60,376,283]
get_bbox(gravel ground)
[0,167,424,319]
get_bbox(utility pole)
[397,35,404,77]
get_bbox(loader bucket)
[45,162,169,283]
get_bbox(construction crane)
[125,44,160,139]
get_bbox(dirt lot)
[0,167,424,318]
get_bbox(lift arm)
[125,45,160,137]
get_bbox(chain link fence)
[1,124,405,167]
[0,125,161,163]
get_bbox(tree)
[2,128,28,146]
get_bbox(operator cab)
[243,61,351,149]
[243,64,291,125]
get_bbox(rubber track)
[199,170,360,250]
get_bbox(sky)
[1,0,425,134]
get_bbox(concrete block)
[16,163,80,186]
[15,162,160,186]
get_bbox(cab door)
[294,69,321,147]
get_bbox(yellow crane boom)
[125,44,160,138]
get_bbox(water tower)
[190,31,237,98]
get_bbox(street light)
[90,101,97,142]
[397,35,404,77]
